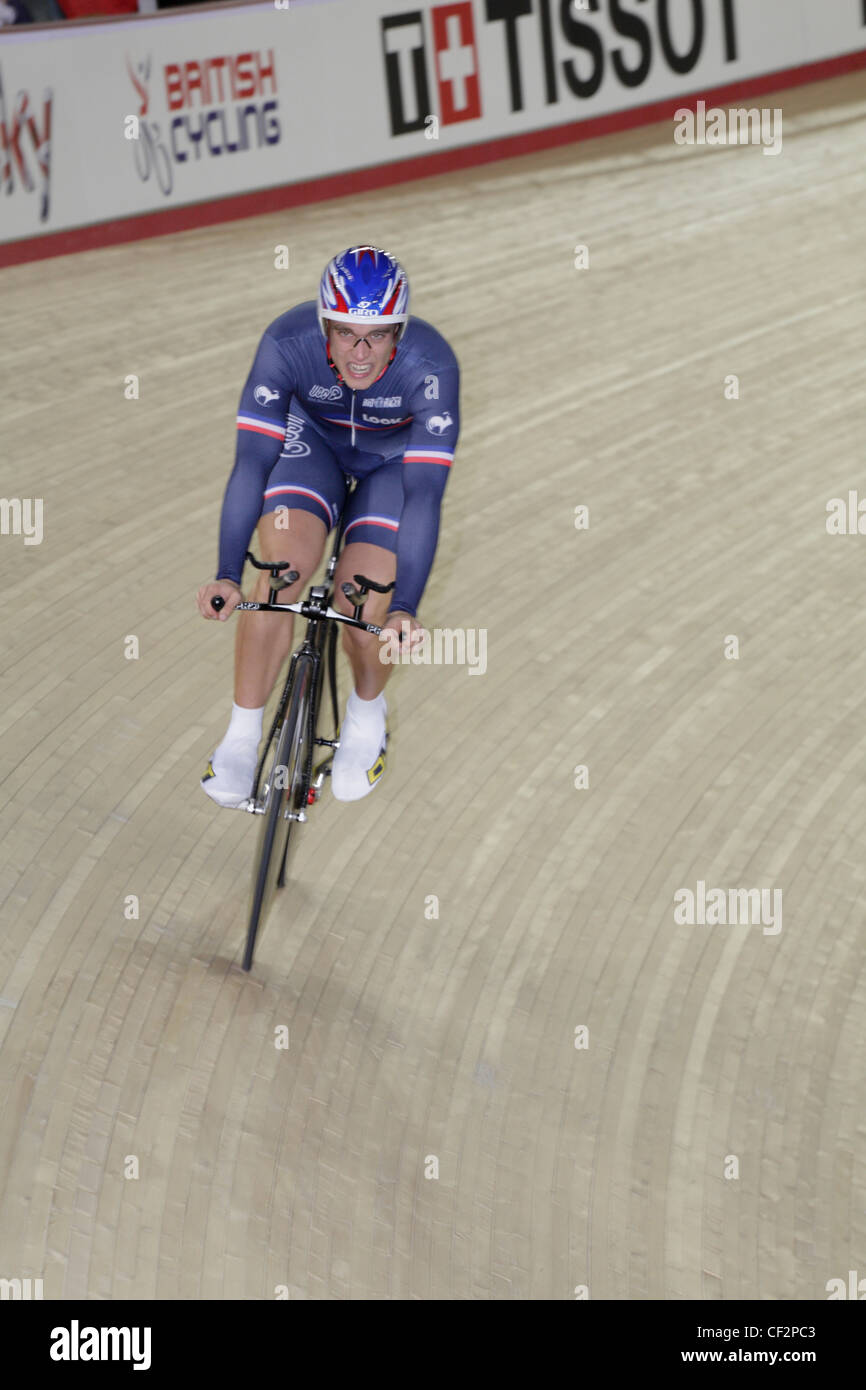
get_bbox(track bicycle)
[211,481,394,971]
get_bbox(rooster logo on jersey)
[426,411,453,436]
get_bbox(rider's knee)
[258,509,325,568]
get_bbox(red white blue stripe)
[263,483,334,526]
[320,414,413,432]
[404,449,453,466]
[237,413,285,440]
[345,513,400,537]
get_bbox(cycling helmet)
[318,246,409,339]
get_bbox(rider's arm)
[215,333,296,585]
[388,364,460,618]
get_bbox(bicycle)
[210,481,394,972]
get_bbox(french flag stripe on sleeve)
[404,450,453,466]
[237,413,286,440]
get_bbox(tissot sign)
[381,0,744,135]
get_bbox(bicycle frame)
[237,477,387,814]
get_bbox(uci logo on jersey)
[426,411,453,436]
[254,384,280,406]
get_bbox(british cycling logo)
[0,66,53,222]
[308,384,343,401]
[254,384,280,405]
[426,411,453,435]
[126,49,281,196]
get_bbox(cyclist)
[196,245,460,804]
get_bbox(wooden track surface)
[1,72,864,1300]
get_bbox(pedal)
[308,753,335,803]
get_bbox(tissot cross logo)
[381,3,480,136]
[431,5,480,124]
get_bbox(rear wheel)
[243,657,314,971]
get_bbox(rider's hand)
[197,578,242,621]
[379,610,427,652]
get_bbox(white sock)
[347,689,386,721]
[226,701,264,743]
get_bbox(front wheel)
[243,657,313,971]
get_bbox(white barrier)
[0,0,864,246]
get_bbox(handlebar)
[210,549,301,612]
[207,560,395,635]
[345,573,395,597]
[245,553,293,572]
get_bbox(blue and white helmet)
[318,246,410,339]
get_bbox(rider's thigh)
[334,541,397,628]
